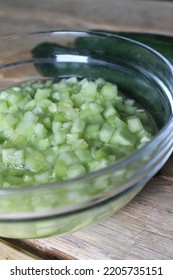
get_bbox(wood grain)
[0,238,42,260]
[0,0,173,260]
[1,0,173,36]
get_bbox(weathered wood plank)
[1,0,173,36]
[0,239,42,260]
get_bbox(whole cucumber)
[31,31,173,77]
[93,31,173,63]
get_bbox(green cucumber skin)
[32,32,173,74]
[92,31,173,64]
[31,32,172,129]
[31,42,71,76]
[31,32,173,80]
[118,32,173,63]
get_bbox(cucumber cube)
[2,148,24,169]
[25,148,47,173]
[127,116,143,133]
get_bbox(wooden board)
[1,0,173,36]
[0,0,173,260]
[0,239,42,260]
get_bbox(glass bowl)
[0,30,172,239]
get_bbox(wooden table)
[0,0,173,260]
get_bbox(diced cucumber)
[65,108,79,121]
[48,102,57,113]
[114,116,128,130]
[0,100,8,113]
[52,131,66,145]
[34,171,51,184]
[34,123,48,138]
[84,124,100,140]
[80,110,103,124]
[23,99,36,111]
[73,139,88,150]
[52,121,62,133]
[17,96,31,108]
[98,123,114,143]
[66,133,79,145]
[23,174,35,184]
[2,148,24,169]
[103,105,118,119]
[8,104,20,114]
[54,111,68,122]
[35,99,52,110]
[3,128,15,139]
[100,82,118,100]
[9,134,27,147]
[0,114,19,132]
[52,91,63,101]
[34,88,51,100]
[71,92,85,107]
[43,117,52,130]
[93,147,108,160]
[58,144,71,152]
[81,102,104,114]
[111,128,135,146]
[0,77,155,188]
[81,80,98,97]
[58,151,79,165]
[3,90,23,105]
[88,159,109,171]
[66,76,78,85]
[15,120,35,138]
[25,148,47,173]
[23,111,38,123]
[62,122,72,133]
[71,118,85,133]
[33,138,50,150]
[3,175,24,187]
[138,129,152,143]
[136,109,149,123]
[32,81,44,90]
[75,149,92,163]
[52,158,67,179]
[127,116,143,133]
[66,163,86,178]
[45,79,53,88]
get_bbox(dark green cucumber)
[91,31,173,64]
[120,32,173,63]
[31,42,75,76]
[31,32,173,128]
[31,31,173,80]
[32,32,173,76]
